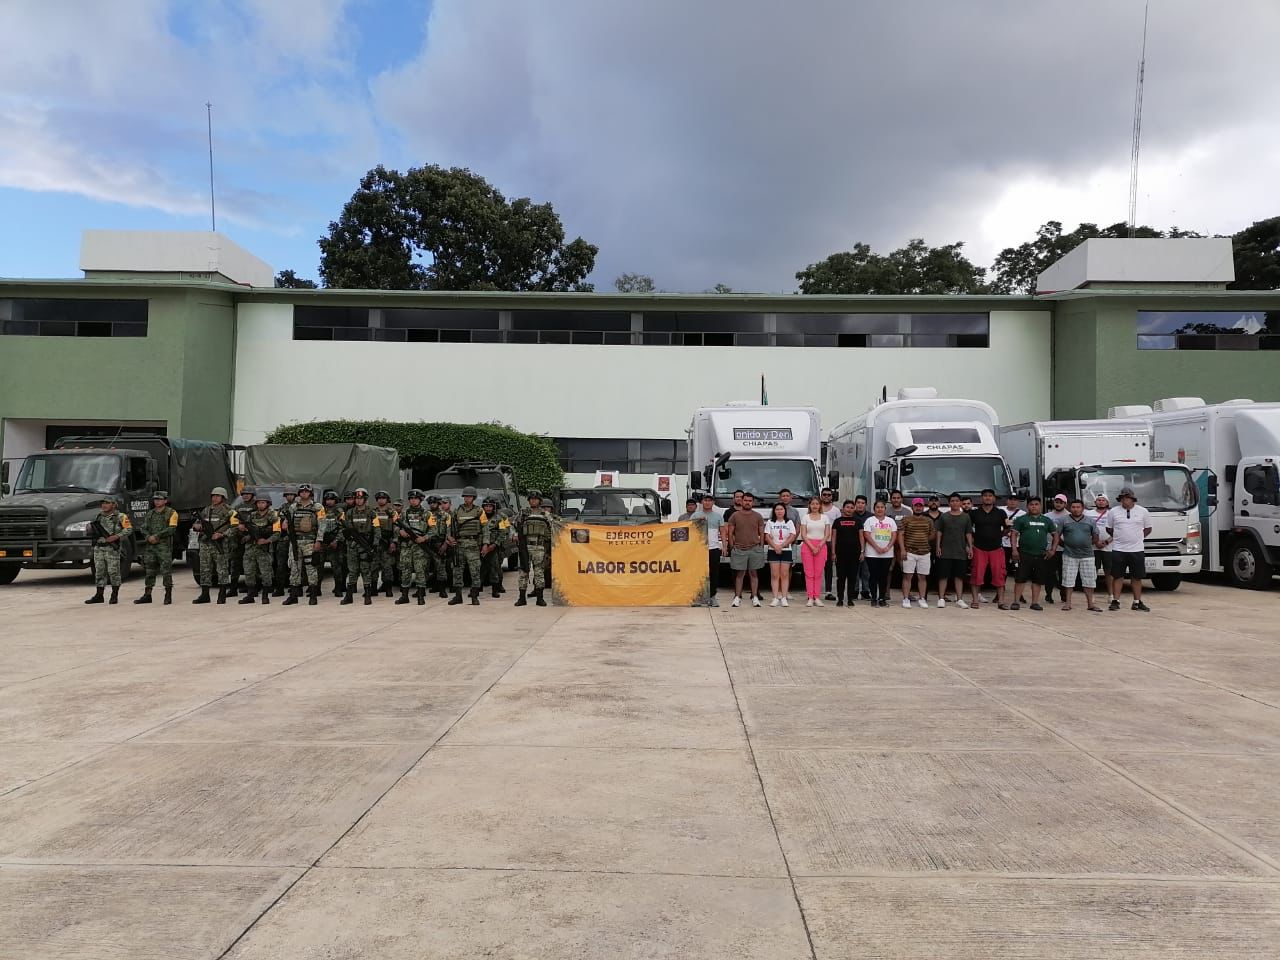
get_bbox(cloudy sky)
[2,0,1276,291]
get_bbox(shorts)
[1111,550,1146,580]
[729,545,767,571]
[971,547,1006,587]
[935,557,967,581]
[902,552,931,575]
[1061,554,1097,590]
[1015,553,1047,584]
[1094,550,1112,575]
[767,549,792,563]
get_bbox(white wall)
[232,305,1052,448]
[2,418,167,464]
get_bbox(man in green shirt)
[1010,497,1059,611]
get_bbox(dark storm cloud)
[373,0,1279,291]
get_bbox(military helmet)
[255,493,271,505]
[211,486,229,498]
[408,489,424,500]
[240,486,255,498]
[427,495,440,505]
[343,490,356,499]
[152,490,169,501]
[461,486,478,497]
[483,497,497,507]
[375,490,391,500]
[354,487,369,498]
[322,489,338,501]
[297,483,313,494]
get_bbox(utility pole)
[1127,0,1149,237]
[206,102,217,232]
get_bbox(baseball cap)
[1119,486,1137,498]
[911,497,925,506]
[1053,493,1068,503]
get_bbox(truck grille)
[0,507,50,542]
[1146,538,1182,557]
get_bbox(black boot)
[163,586,172,605]
[85,586,105,604]
[109,586,119,605]
[193,587,211,605]
[260,588,270,605]
[514,589,527,607]
[491,585,501,599]
[448,590,463,605]
[282,587,299,606]
[340,590,354,605]
[227,582,239,597]
[416,588,426,606]
[384,580,394,598]
[134,588,153,605]
[332,585,344,597]
[272,586,285,597]
[535,588,547,607]
[308,588,318,606]
[470,587,480,606]
[217,587,227,604]
[239,589,257,604]
[363,588,373,606]
[395,588,410,605]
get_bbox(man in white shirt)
[1105,487,1152,612]
[1085,494,1113,596]
[999,493,1026,600]
[696,494,725,607]
[821,487,841,599]
[1046,493,1071,604]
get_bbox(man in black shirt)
[830,499,865,606]
[722,489,745,522]
[968,488,1010,609]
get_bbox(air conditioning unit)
[1153,397,1206,412]
[1108,404,1153,418]
[897,387,938,400]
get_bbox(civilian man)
[723,491,766,608]
[898,498,936,609]
[1045,493,1071,604]
[1058,498,1102,612]
[969,488,1010,609]
[1010,497,1059,611]
[934,493,973,608]
[677,498,697,521]
[696,493,725,607]
[1106,487,1152,612]
[830,499,864,606]
[1086,494,1113,596]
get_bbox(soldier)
[479,497,510,599]
[282,483,324,606]
[448,486,487,605]
[239,494,280,604]
[193,486,238,604]
[373,490,398,597]
[228,486,256,596]
[134,490,178,605]
[315,490,346,595]
[394,489,431,605]
[84,496,133,605]
[341,487,382,605]
[272,483,298,596]
[514,490,556,607]
[423,495,449,597]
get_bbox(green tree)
[796,239,986,295]
[274,269,317,289]
[1229,216,1280,293]
[318,164,598,291]
[710,283,734,294]
[614,273,655,293]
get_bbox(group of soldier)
[85,482,558,608]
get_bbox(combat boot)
[260,588,270,605]
[514,589,527,606]
[469,587,481,606]
[340,590,354,605]
[415,588,426,606]
[85,586,105,604]
[363,587,373,606]
[490,585,501,599]
[308,588,319,606]
[383,580,394,598]
[217,587,227,604]
[238,589,257,604]
[227,581,239,598]
[109,586,119,605]
[395,588,410,605]
[163,585,172,605]
[134,588,153,604]
[331,584,344,597]
[535,588,547,607]
[448,590,463,605]
[192,587,211,605]
[282,587,299,606]
[272,586,285,598]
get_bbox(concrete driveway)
[1,570,1279,958]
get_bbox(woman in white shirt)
[799,496,832,607]
[860,499,899,608]
[764,502,797,607]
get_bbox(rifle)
[89,517,119,550]
[281,510,310,589]
[344,517,375,554]
[395,514,429,544]
[194,510,231,542]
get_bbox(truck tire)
[1228,538,1272,590]
[1149,574,1181,591]
[0,564,20,585]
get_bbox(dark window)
[1242,464,1279,505]
[604,332,633,345]
[295,305,369,328]
[406,329,439,343]
[471,329,503,343]
[735,332,770,346]
[126,458,149,490]
[507,330,538,344]
[373,328,406,342]
[383,308,498,330]
[642,332,672,345]
[0,298,148,337]
[295,326,332,341]
[539,330,572,344]
[555,438,687,476]
[439,329,470,343]
[511,311,630,332]
[704,332,734,346]
[333,327,372,341]
[1138,311,1275,350]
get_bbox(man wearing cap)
[898,498,936,609]
[341,488,381,605]
[239,494,280,604]
[373,490,398,598]
[282,483,324,606]
[448,486,486,605]
[1045,493,1071,604]
[514,490,556,606]
[1000,493,1026,589]
[1086,494,1114,597]
[1105,487,1152,612]
[695,492,725,607]
[677,498,697,521]
[84,496,132,605]
[272,484,298,596]
[193,487,237,604]
[228,486,256,597]
[479,497,510,598]
[395,489,432,605]
[134,490,178,605]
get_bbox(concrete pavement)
[1,570,1279,957]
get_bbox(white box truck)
[687,403,822,512]
[1130,397,1280,589]
[827,387,1014,503]
[998,419,1201,590]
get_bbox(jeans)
[707,548,720,597]
[866,556,892,603]
[835,555,860,602]
[801,542,827,599]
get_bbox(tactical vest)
[200,504,235,538]
[344,505,377,536]
[95,511,130,537]
[139,506,177,537]
[235,501,255,525]
[291,501,321,537]
[523,510,553,540]
[401,506,429,536]
[454,505,484,539]
[247,510,275,541]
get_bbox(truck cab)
[555,487,672,525]
[687,404,822,514]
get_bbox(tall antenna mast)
[1127,0,1149,237]
[206,102,217,232]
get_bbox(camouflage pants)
[378,545,397,586]
[288,541,317,589]
[519,539,551,591]
[399,542,428,589]
[428,542,450,585]
[198,540,231,587]
[243,544,274,590]
[93,545,122,587]
[322,540,346,590]
[141,541,174,588]
[345,544,376,593]
[273,541,290,588]
[452,538,482,589]
[482,545,504,589]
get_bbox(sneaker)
[781,597,789,607]
[815,599,825,607]
[1133,601,1151,612]
[806,598,814,607]
[917,599,928,609]
[836,599,844,607]
[937,598,946,608]
[980,593,993,603]
[731,597,741,608]
[1108,599,1120,611]
[956,598,970,609]
[902,599,912,609]
[824,592,836,601]
[751,596,762,607]
[878,599,888,607]
[1008,601,1021,611]
[1030,603,1043,611]
[770,597,780,607]
[861,592,872,601]
[708,597,719,607]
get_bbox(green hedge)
[264,420,564,492]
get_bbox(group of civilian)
[680,485,1154,612]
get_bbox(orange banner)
[552,521,708,606]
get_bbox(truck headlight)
[63,521,92,536]
[1185,522,1201,554]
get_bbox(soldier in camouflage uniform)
[448,486,487,606]
[85,496,133,605]
[422,496,448,597]
[193,486,238,604]
[134,490,178,605]
[282,483,324,606]
[479,497,511,599]
[373,490,398,597]
[316,490,346,595]
[394,489,431,605]
[239,494,280,604]
[228,487,256,596]
[514,490,556,607]
[341,487,382,605]
[272,484,297,596]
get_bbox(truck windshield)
[712,459,819,500]
[1079,466,1197,512]
[15,454,122,494]
[559,491,660,518]
[899,456,1011,499]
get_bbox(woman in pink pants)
[799,497,832,606]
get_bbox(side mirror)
[661,498,672,517]
[901,461,914,477]
[827,470,840,489]
[1206,493,1218,508]
[1207,473,1218,495]
[689,471,701,490]
[873,469,886,489]
[1019,487,1031,501]
[875,488,889,503]
[717,466,732,480]
[1018,467,1030,488]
